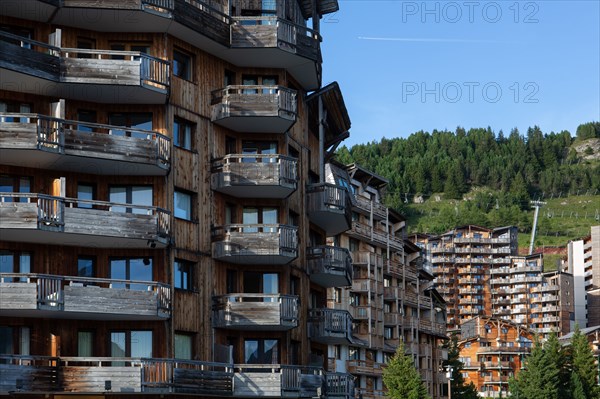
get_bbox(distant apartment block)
[411,226,575,338]
[567,225,600,327]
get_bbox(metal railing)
[307,246,352,282]
[211,154,298,186]
[211,85,297,115]
[308,308,353,338]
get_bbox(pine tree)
[383,341,431,399]
[570,325,600,399]
[570,372,586,399]
[544,332,571,399]
[510,336,560,399]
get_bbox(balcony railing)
[232,364,324,398]
[212,224,297,264]
[307,246,352,288]
[0,355,233,394]
[307,183,351,236]
[348,221,404,251]
[0,273,171,320]
[211,154,297,198]
[212,294,298,331]
[230,17,321,89]
[0,193,170,247]
[308,308,353,344]
[351,195,387,220]
[0,31,169,103]
[345,360,384,376]
[211,85,297,133]
[0,113,170,175]
[326,373,355,399]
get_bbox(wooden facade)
[0,0,357,398]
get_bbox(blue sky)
[320,0,600,147]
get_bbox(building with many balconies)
[567,225,600,327]
[0,0,358,397]
[319,162,448,399]
[412,228,574,339]
[457,316,533,399]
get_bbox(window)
[348,347,359,360]
[110,42,150,60]
[242,141,277,162]
[244,339,278,364]
[109,185,153,214]
[226,269,237,293]
[0,25,32,48]
[78,331,94,356]
[0,251,31,281]
[384,327,393,339]
[349,238,359,253]
[242,206,278,232]
[174,190,193,220]
[175,333,193,359]
[77,110,97,132]
[0,175,31,201]
[77,183,95,208]
[76,37,95,58]
[77,256,95,278]
[224,69,235,86]
[174,259,193,290]
[111,330,152,357]
[173,118,194,150]
[0,101,31,122]
[173,49,192,80]
[108,112,153,137]
[110,258,153,290]
[0,326,30,355]
[243,272,278,301]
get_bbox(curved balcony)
[211,154,297,198]
[0,273,170,320]
[233,364,324,398]
[0,114,169,175]
[308,308,353,345]
[0,32,169,103]
[307,183,351,236]
[0,355,233,395]
[0,193,170,248]
[211,224,297,265]
[211,85,297,133]
[307,246,352,288]
[212,294,298,331]
[230,18,321,90]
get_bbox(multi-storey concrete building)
[457,316,533,399]
[319,163,448,399]
[412,227,574,338]
[0,0,368,397]
[568,225,600,327]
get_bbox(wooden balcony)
[348,221,404,252]
[326,373,355,399]
[307,183,351,236]
[0,355,233,395]
[352,194,387,220]
[345,360,384,376]
[0,114,170,175]
[233,364,324,398]
[0,273,170,320]
[308,308,353,345]
[0,193,170,248]
[0,32,169,103]
[211,224,297,265]
[211,154,297,199]
[230,18,322,90]
[212,294,298,331]
[355,388,386,399]
[307,246,352,288]
[211,85,297,133]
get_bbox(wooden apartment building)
[0,0,364,397]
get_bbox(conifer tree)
[544,332,571,399]
[382,341,431,399]
[570,325,600,399]
[509,336,560,399]
[442,336,479,399]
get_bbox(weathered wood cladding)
[212,293,299,330]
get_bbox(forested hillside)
[336,122,600,243]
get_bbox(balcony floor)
[0,148,168,176]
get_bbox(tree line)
[336,123,600,223]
